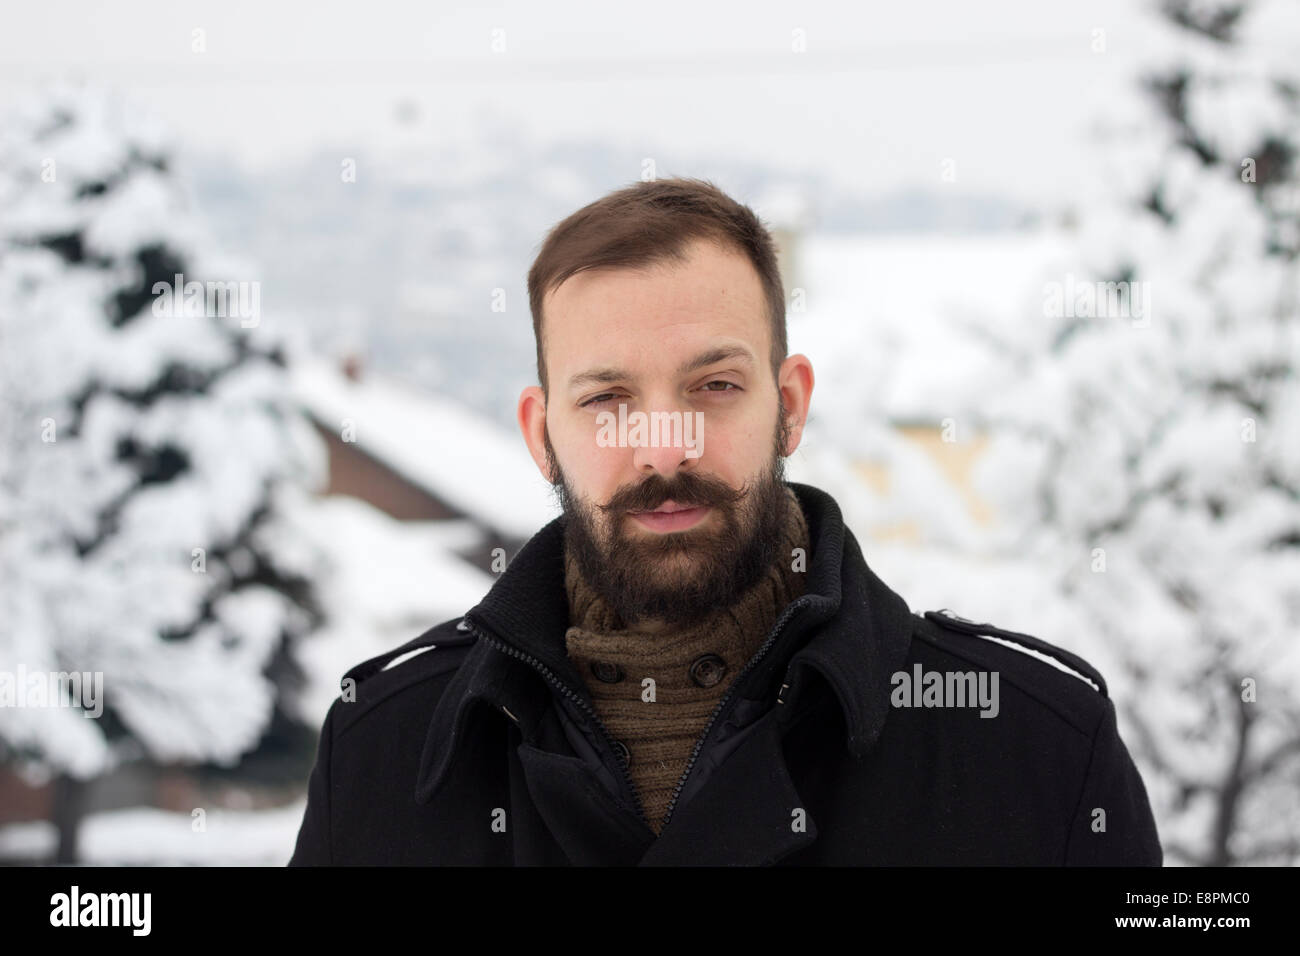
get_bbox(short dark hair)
[526,177,787,397]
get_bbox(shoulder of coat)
[915,608,1108,697]
[340,616,478,692]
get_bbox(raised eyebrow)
[677,345,755,377]
[567,346,755,393]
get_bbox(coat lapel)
[515,743,655,864]
[783,519,915,761]
[415,634,656,864]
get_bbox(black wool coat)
[288,481,1162,866]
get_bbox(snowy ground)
[0,802,306,866]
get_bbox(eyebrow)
[567,345,756,393]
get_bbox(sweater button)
[591,660,625,683]
[612,739,631,766]
[689,654,727,688]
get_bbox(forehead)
[543,238,769,376]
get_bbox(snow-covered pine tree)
[0,85,327,863]
[969,0,1300,865]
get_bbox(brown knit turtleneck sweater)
[563,485,810,834]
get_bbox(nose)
[629,402,702,478]
[633,437,697,478]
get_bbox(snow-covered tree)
[970,0,1300,864]
[0,85,328,862]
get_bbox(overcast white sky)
[1,0,1148,204]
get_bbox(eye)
[699,380,741,394]
[581,381,740,408]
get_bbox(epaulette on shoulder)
[341,616,478,691]
[920,609,1107,697]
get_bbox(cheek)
[557,423,627,492]
[702,420,766,475]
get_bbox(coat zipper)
[462,617,654,831]
[659,594,813,828]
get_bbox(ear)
[518,385,554,482]
[777,354,814,456]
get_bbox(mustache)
[596,471,747,515]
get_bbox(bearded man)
[289,177,1161,866]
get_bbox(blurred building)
[755,183,813,299]
[292,354,558,569]
[789,229,1072,548]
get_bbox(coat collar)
[415,481,914,807]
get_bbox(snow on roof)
[294,495,496,623]
[287,493,502,723]
[291,358,559,540]
[246,461,521,726]
[789,230,1071,422]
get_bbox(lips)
[627,500,711,532]
[630,499,700,515]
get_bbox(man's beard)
[545,400,794,629]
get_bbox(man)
[288,177,1162,866]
